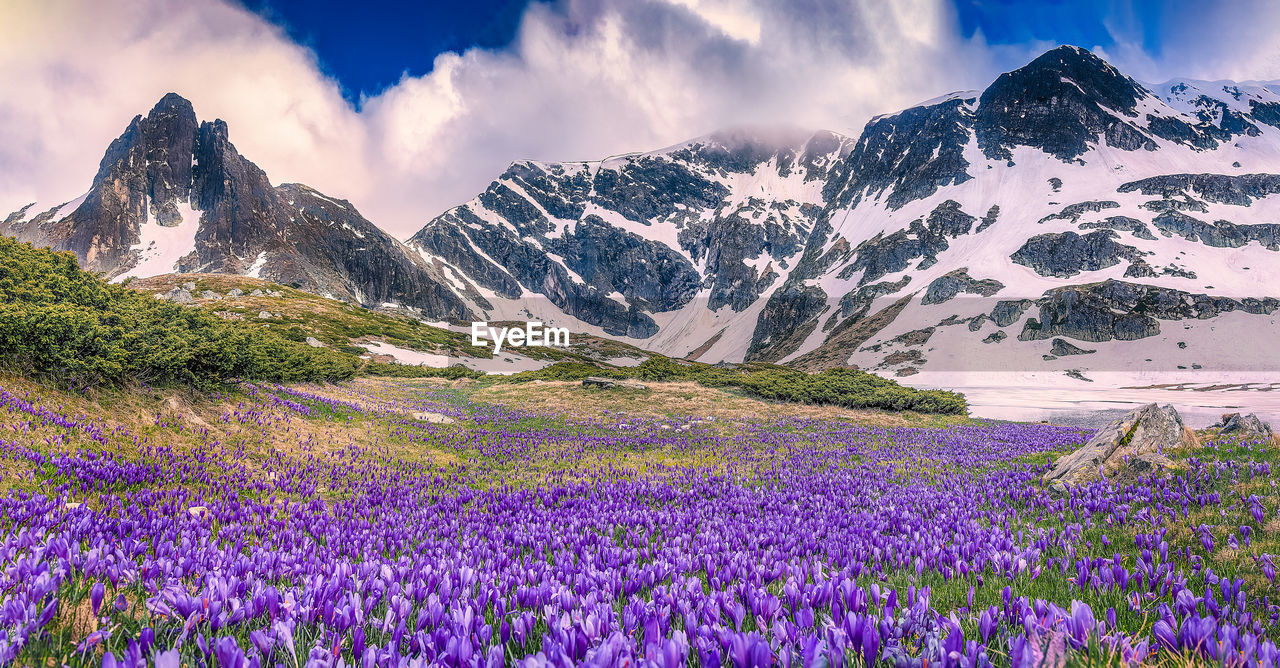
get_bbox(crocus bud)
[91,582,105,616]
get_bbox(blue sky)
[234,0,544,106]
[236,0,1186,108]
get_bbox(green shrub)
[0,237,357,387]
[507,361,625,382]
[505,356,967,415]
[362,362,484,379]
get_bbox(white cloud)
[0,0,1053,238]
[1095,1,1280,85]
[0,0,369,217]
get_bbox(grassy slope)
[129,273,654,367]
[0,240,355,387]
[125,274,967,415]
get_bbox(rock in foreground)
[1044,403,1198,491]
[583,377,647,390]
[1216,412,1276,441]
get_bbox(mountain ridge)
[7,45,1280,382]
[403,45,1280,379]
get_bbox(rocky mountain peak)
[976,45,1153,161]
[402,45,1280,377]
[2,92,473,320]
[149,92,197,122]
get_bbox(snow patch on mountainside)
[357,341,450,367]
[246,251,269,279]
[113,200,200,282]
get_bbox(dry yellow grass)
[473,380,966,427]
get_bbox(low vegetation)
[506,355,969,414]
[122,275,965,414]
[0,237,356,388]
[361,361,485,380]
[3,373,1275,666]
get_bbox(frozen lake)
[903,371,1280,428]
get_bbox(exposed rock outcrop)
[1151,210,1280,250]
[1215,413,1276,440]
[921,269,1004,305]
[582,377,647,390]
[1079,215,1156,240]
[1,93,472,320]
[1044,403,1199,491]
[1011,230,1143,278]
[1050,338,1096,356]
[1019,280,1279,343]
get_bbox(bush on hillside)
[362,362,484,379]
[0,237,357,387]
[507,356,967,415]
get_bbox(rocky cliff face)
[2,94,472,320]
[405,45,1280,378]
[11,46,1280,380]
[408,127,849,344]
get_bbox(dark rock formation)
[1216,413,1275,440]
[592,156,728,225]
[1123,259,1157,278]
[975,46,1154,161]
[828,277,912,329]
[990,300,1033,327]
[549,215,702,312]
[976,205,1001,233]
[1019,279,1279,342]
[1079,216,1156,240]
[1011,230,1143,278]
[848,200,976,284]
[823,98,974,211]
[921,269,1004,305]
[1050,338,1096,356]
[1038,200,1119,224]
[413,212,662,337]
[1151,211,1280,250]
[1118,173,1280,206]
[2,93,473,320]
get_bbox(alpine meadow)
[5,2,1280,667]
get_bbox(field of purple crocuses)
[2,376,1279,667]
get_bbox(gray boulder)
[305,337,325,348]
[1217,413,1275,440]
[250,289,265,297]
[165,287,194,304]
[258,311,273,319]
[181,281,196,291]
[1044,403,1199,491]
[201,290,221,300]
[583,376,647,390]
[227,288,243,297]
[1050,338,1096,356]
